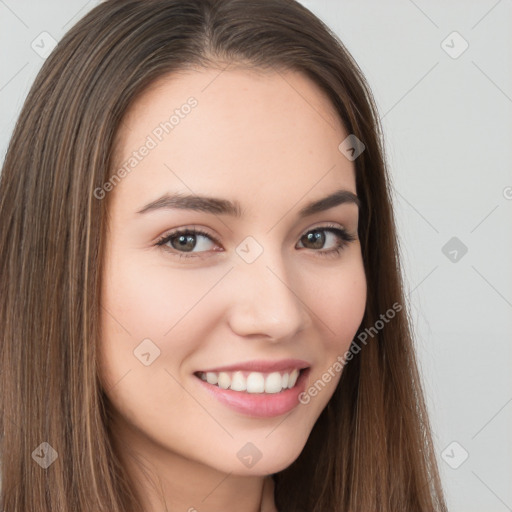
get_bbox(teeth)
[217,372,230,389]
[247,372,265,393]
[206,372,218,385]
[288,369,299,388]
[231,371,247,391]
[264,372,282,393]
[198,368,301,393]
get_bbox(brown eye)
[300,230,326,249]
[155,228,219,258]
[296,226,356,257]
[171,233,199,252]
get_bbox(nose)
[225,247,311,341]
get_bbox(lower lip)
[194,368,310,418]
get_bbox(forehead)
[110,67,355,216]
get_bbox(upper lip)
[196,358,311,374]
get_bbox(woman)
[0,0,448,510]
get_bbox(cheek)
[97,251,218,448]
[292,254,366,409]
[97,245,235,400]
[100,248,227,344]
[307,254,367,349]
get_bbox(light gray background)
[1,1,511,511]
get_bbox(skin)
[98,66,367,512]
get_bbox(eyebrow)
[136,188,360,218]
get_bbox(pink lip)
[194,368,310,418]
[196,358,311,374]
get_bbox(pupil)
[174,234,195,252]
[305,231,324,249]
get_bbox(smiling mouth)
[193,368,308,394]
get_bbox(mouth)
[193,367,311,418]
[193,367,310,394]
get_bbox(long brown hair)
[0,0,447,510]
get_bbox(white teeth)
[230,371,247,392]
[197,368,303,393]
[264,372,283,394]
[206,372,218,385]
[288,368,299,388]
[246,372,265,393]
[217,372,230,389]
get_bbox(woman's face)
[99,67,366,478]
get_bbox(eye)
[155,227,219,259]
[296,224,357,258]
[154,223,357,260]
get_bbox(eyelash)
[155,224,357,261]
